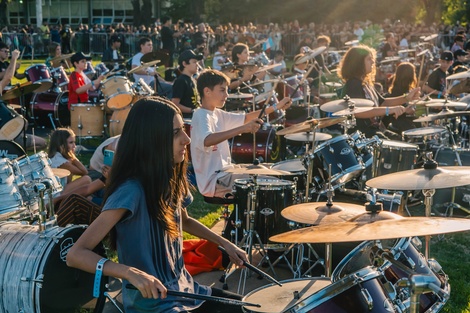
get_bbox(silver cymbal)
[320,98,374,113]
[332,107,373,116]
[227,92,253,99]
[423,34,438,41]
[295,47,327,64]
[285,132,332,142]
[446,70,470,80]
[281,202,365,225]
[344,40,359,46]
[276,117,346,136]
[380,57,401,64]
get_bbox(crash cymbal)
[344,40,359,46]
[281,202,366,225]
[285,132,332,142]
[128,60,161,75]
[224,163,291,176]
[228,92,253,99]
[50,53,74,62]
[295,47,327,64]
[255,63,283,74]
[1,82,41,100]
[366,166,470,190]
[380,57,401,64]
[320,98,374,113]
[325,82,342,88]
[425,100,467,108]
[446,70,470,80]
[270,215,470,243]
[413,110,467,122]
[276,116,346,136]
[402,126,447,137]
[423,34,438,41]
[398,49,416,54]
[52,168,71,178]
[332,107,373,116]
[140,50,169,66]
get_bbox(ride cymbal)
[281,202,366,225]
[276,117,346,136]
[295,47,327,64]
[140,51,169,66]
[366,166,470,190]
[270,215,470,243]
[320,98,374,113]
[1,82,41,101]
[224,164,291,176]
[413,110,467,122]
[128,60,160,75]
[446,70,470,80]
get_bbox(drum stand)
[220,175,277,294]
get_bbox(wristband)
[93,258,109,298]
[438,91,442,99]
[272,102,278,111]
[91,80,95,89]
[99,175,106,185]
[385,107,389,116]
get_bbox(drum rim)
[315,134,349,150]
[380,139,418,149]
[102,75,129,84]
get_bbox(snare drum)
[0,102,26,140]
[101,76,134,110]
[109,105,131,137]
[0,158,27,220]
[30,90,70,128]
[271,158,307,193]
[310,135,364,190]
[70,103,104,137]
[376,140,418,176]
[242,278,331,313]
[232,177,295,244]
[25,64,52,84]
[403,126,447,150]
[230,126,285,164]
[50,66,69,87]
[83,61,95,79]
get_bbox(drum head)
[0,140,26,159]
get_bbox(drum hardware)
[295,47,327,65]
[320,95,374,113]
[285,131,331,143]
[276,116,346,136]
[127,59,160,75]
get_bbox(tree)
[0,0,10,26]
[442,0,470,26]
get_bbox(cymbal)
[1,82,41,100]
[128,60,161,74]
[285,132,332,142]
[446,70,470,80]
[50,53,74,62]
[416,49,430,57]
[319,93,338,99]
[344,40,359,46]
[270,215,470,243]
[320,98,374,113]
[366,166,470,190]
[332,107,373,116]
[295,47,327,64]
[228,92,253,100]
[276,116,346,136]
[224,164,291,176]
[281,202,366,225]
[423,34,438,41]
[52,168,71,178]
[140,50,169,66]
[398,49,416,54]
[34,81,53,93]
[248,79,282,88]
[380,57,401,64]
[254,91,274,103]
[450,80,470,95]
[255,63,283,74]
[325,82,342,87]
[403,126,446,137]
[425,100,467,108]
[413,110,467,122]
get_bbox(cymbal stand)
[16,83,29,150]
[252,91,257,162]
[420,153,438,259]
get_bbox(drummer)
[101,35,126,72]
[228,43,265,92]
[422,51,453,99]
[68,52,105,109]
[45,42,72,70]
[0,48,19,92]
[338,45,419,139]
[191,69,291,198]
[0,42,26,82]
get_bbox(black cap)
[110,35,122,43]
[454,49,468,58]
[440,50,454,61]
[178,49,203,66]
[71,52,92,64]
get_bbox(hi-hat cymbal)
[50,53,74,62]
[423,34,438,41]
[366,166,470,190]
[140,50,169,66]
[295,47,327,64]
[1,82,41,100]
[380,57,401,64]
[276,117,346,136]
[281,202,366,225]
[285,132,332,142]
[52,168,71,178]
[224,164,291,176]
[413,110,467,122]
[332,107,373,116]
[128,60,161,75]
[228,92,253,99]
[270,215,470,243]
[446,70,470,80]
[320,98,374,113]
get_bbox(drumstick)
[290,64,315,99]
[218,246,283,287]
[125,284,261,307]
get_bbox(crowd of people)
[2,12,470,312]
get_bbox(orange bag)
[183,239,223,276]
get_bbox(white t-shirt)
[212,52,226,70]
[190,108,245,197]
[50,151,68,168]
[132,52,153,85]
[89,135,120,172]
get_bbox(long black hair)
[104,96,188,240]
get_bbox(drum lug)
[21,274,44,287]
[360,287,374,310]
[329,145,334,154]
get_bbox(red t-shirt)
[68,71,89,109]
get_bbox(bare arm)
[0,49,20,91]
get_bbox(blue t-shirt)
[103,179,209,313]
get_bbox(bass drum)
[30,91,70,128]
[0,102,27,140]
[108,105,131,137]
[0,222,103,313]
[0,140,26,160]
[230,126,285,164]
